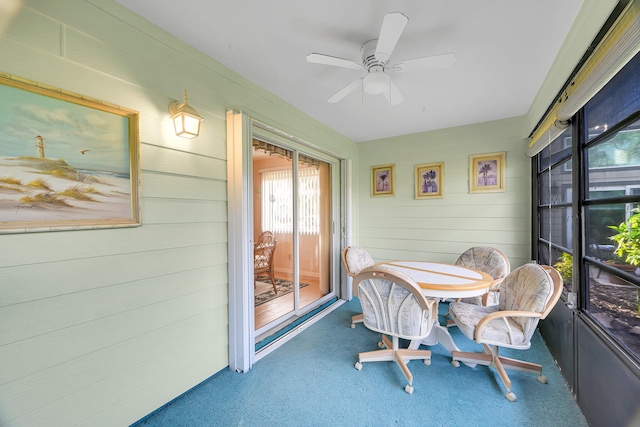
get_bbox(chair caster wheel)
[351,323,356,328]
[506,392,517,402]
[451,360,460,368]
[404,384,414,394]
[378,341,385,349]
[537,374,547,384]
[355,362,362,371]
[423,358,431,366]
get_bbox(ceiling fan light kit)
[363,68,389,94]
[306,12,456,105]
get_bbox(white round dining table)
[378,261,494,299]
[375,260,495,365]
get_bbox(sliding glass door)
[253,143,295,329]
[252,138,335,340]
[297,153,332,309]
[226,111,344,372]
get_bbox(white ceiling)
[116,0,584,142]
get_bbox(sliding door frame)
[226,110,346,372]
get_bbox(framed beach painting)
[0,72,140,233]
[371,163,395,197]
[415,162,444,199]
[469,152,505,193]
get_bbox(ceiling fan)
[306,12,456,105]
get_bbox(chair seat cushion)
[459,295,483,305]
[459,288,499,306]
[449,302,527,347]
[254,255,269,268]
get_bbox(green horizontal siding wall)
[357,117,532,267]
[0,1,355,425]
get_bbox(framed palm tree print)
[371,163,395,197]
[469,152,505,193]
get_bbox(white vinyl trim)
[226,110,255,373]
[227,111,346,372]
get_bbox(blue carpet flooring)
[134,299,587,427]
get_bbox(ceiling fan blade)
[384,79,403,105]
[306,53,363,70]
[328,78,362,103]
[375,12,408,63]
[392,53,457,73]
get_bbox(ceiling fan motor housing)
[362,39,389,94]
[362,39,387,68]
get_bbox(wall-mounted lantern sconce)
[169,89,203,138]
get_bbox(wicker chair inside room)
[353,265,437,394]
[254,231,278,294]
[341,246,375,328]
[448,263,563,401]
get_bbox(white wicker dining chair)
[455,246,511,306]
[445,246,511,328]
[342,246,375,328]
[353,265,437,394]
[448,263,563,401]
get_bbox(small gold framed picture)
[469,152,506,193]
[415,162,444,199]
[371,163,395,197]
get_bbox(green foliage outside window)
[609,209,640,266]
[554,252,573,285]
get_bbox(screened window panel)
[539,161,573,206]
[539,171,550,206]
[584,119,640,211]
[584,203,631,259]
[553,249,573,294]
[540,207,573,251]
[585,52,640,139]
[538,128,573,171]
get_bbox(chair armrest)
[480,278,504,305]
[425,298,438,313]
[475,310,542,340]
[490,277,505,289]
[423,298,439,326]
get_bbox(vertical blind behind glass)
[262,168,319,234]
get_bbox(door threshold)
[255,299,343,361]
